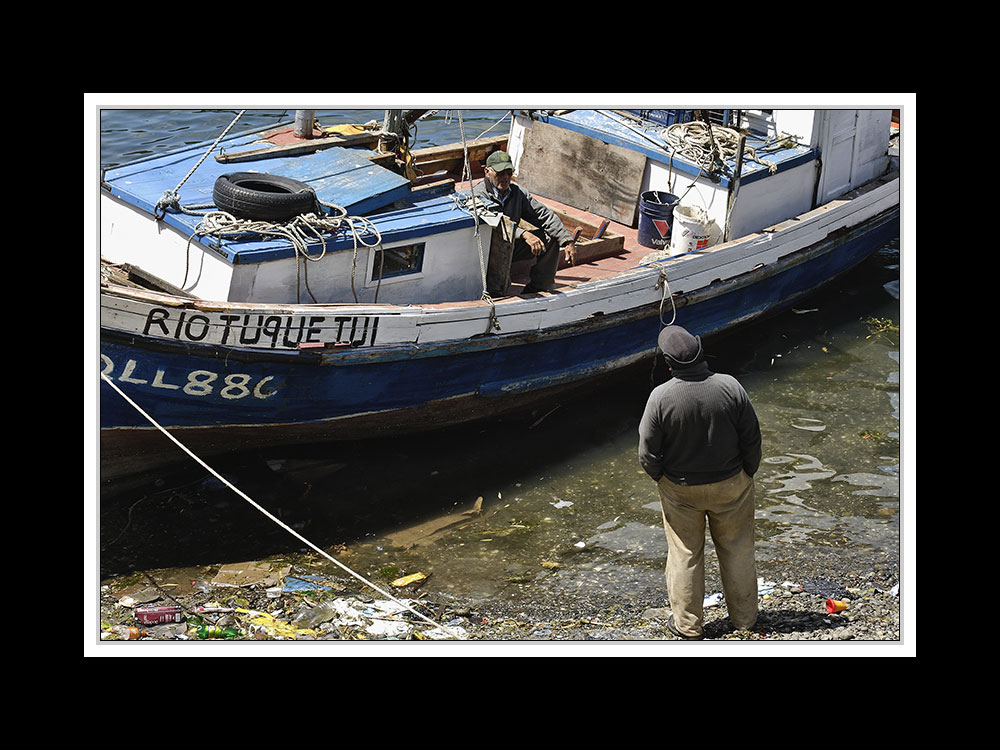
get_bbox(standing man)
[638,325,762,640]
[472,150,576,297]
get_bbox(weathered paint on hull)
[99,207,898,480]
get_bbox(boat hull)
[99,205,899,481]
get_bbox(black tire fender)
[213,172,318,222]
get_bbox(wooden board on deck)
[516,119,646,226]
[411,135,507,176]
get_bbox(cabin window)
[370,242,425,283]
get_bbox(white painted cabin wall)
[101,193,236,300]
[101,192,490,306]
[851,110,892,186]
[727,164,816,238]
[235,227,489,305]
[767,110,819,145]
[769,109,891,203]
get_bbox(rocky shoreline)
[98,550,901,645]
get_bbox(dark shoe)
[520,284,547,295]
[667,615,703,640]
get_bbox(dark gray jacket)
[638,362,762,485]
[471,178,574,246]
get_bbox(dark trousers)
[486,227,561,297]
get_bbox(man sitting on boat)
[473,150,576,297]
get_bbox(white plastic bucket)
[668,205,712,256]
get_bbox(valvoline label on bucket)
[637,191,678,249]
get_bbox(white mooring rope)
[100,371,467,641]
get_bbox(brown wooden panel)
[516,119,646,226]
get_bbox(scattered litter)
[391,572,428,588]
[803,579,850,600]
[417,620,470,640]
[135,605,185,625]
[366,619,412,638]
[147,622,189,639]
[117,587,160,608]
[292,599,364,629]
[791,418,826,432]
[110,625,146,640]
[792,308,819,314]
[195,625,240,639]
[757,577,777,596]
[825,598,849,614]
[282,574,337,593]
[211,561,291,589]
[781,581,805,593]
[282,596,463,640]
[243,608,321,639]
[550,500,573,509]
[889,583,899,597]
[366,599,411,617]
[704,592,724,608]
[541,561,560,569]
[574,541,586,548]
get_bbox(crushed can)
[135,604,185,625]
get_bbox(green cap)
[486,150,514,172]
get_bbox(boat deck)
[99,112,820,303]
[510,194,647,294]
[101,123,467,264]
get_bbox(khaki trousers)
[657,470,757,637]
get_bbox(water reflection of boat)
[100,108,900,481]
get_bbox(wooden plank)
[515,119,647,226]
[215,132,380,163]
[410,136,508,163]
[548,209,624,267]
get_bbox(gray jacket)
[471,178,573,246]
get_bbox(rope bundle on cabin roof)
[662,121,779,176]
[185,203,384,304]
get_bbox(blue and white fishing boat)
[99,107,901,481]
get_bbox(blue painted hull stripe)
[100,209,898,431]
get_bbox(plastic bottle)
[196,625,240,639]
[111,625,146,640]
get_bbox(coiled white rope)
[662,121,779,175]
[100,371,468,641]
[183,204,384,304]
